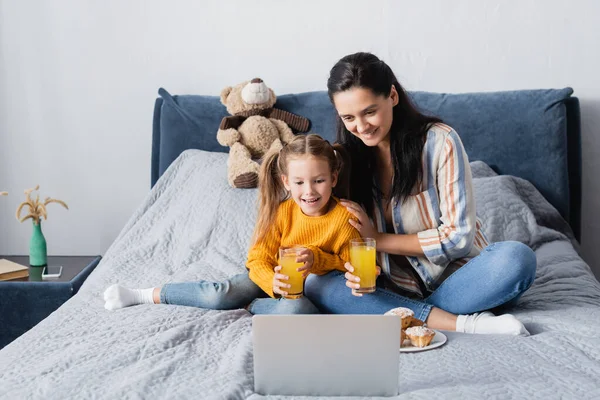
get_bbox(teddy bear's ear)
[220,86,233,105]
[268,88,277,107]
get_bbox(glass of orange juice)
[349,238,377,294]
[278,246,305,299]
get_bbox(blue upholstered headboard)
[151,87,581,241]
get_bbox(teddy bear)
[216,78,311,188]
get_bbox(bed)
[1,86,599,399]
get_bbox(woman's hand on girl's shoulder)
[340,199,379,239]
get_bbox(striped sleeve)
[417,130,476,265]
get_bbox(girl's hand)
[344,262,382,297]
[273,265,290,297]
[295,248,314,278]
[340,199,379,240]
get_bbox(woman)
[304,52,537,335]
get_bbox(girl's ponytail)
[332,143,350,200]
[252,148,288,244]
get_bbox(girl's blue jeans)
[160,271,319,315]
[304,241,537,322]
[159,241,536,320]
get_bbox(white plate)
[399,330,447,353]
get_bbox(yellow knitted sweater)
[247,198,360,297]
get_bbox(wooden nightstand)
[0,255,102,349]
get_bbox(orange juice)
[349,238,377,293]
[279,247,305,299]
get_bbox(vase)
[29,220,47,267]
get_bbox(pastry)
[384,307,414,329]
[405,326,436,348]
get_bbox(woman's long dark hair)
[327,52,442,217]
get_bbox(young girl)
[103,134,360,314]
[304,52,536,335]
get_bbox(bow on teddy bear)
[216,78,311,188]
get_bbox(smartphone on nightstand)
[42,265,63,279]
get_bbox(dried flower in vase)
[15,185,69,267]
[16,185,69,225]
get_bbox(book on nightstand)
[0,258,29,281]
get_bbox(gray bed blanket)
[1,150,599,399]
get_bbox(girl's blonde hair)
[252,134,347,244]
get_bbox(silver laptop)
[252,315,400,397]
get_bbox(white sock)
[103,284,156,310]
[456,311,530,336]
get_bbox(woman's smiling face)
[332,86,398,149]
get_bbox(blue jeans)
[160,272,319,315]
[304,241,536,322]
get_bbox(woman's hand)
[295,248,314,278]
[340,199,379,240]
[272,265,290,297]
[344,262,382,297]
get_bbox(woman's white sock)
[456,311,529,336]
[103,284,155,310]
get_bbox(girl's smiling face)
[281,155,338,217]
